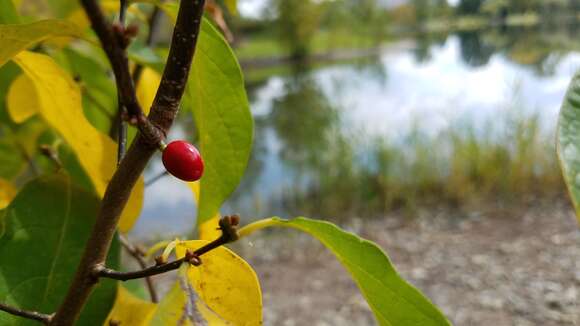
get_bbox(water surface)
[130,28,580,239]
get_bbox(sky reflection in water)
[130,35,580,239]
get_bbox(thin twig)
[39,144,63,170]
[50,0,206,324]
[116,105,128,163]
[96,255,199,281]
[133,5,163,85]
[0,302,52,325]
[119,0,128,25]
[145,170,168,186]
[99,216,240,281]
[14,138,39,176]
[117,0,128,163]
[118,234,159,303]
[79,0,163,145]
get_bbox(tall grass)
[281,112,562,219]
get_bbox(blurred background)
[123,0,580,325]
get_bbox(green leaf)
[146,2,253,227]
[239,217,451,326]
[0,117,46,182]
[0,175,119,325]
[0,19,83,68]
[0,62,20,124]
[0,0,20,24]
[558,71,580,223]
[45,0,80,18]
[185,19,253,226]
[0,134,25,180]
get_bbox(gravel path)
[234,200,580,325]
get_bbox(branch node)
[92,263,106,280]
[184,249,202,266]
[155,256,166,266]
[39,144,63,170]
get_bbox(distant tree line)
[272,0,389,59]
[456,0,580,16]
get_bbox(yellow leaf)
[188,182,221,240]
[0,179,17,209]
[136,67,160,114]
[151,267,251,326]
[174,240,262,325]
[7,74,39,123]
[0,20,83,68]
[198,217,221,240]
[104,285,157,326]
[13,51,143,232]
[149,275,196,326]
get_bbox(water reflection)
[457,31,495,67]
[224,28,578,220]
[133,26,580,238]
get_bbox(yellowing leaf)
[0,179,16,209]
[13,51,143,232]
[136,67,160,114]
[66,8,90,31]
[174,240,262,325]
[104,285,157,326]
[224,0,238,15]
[187,182,221,240]
[0,20,83,68]
[7,73,39,123]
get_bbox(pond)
[130,26,580,239]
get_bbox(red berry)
[162,140,204,182]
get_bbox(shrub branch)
[80,0,163,146]
[95,255,201,281]
[0,302,52,325]
[98,216,240,281]
[118,234,159,303]
[49,0,206,324]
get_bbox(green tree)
[274,0,322,59]
[456,0,484,15]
